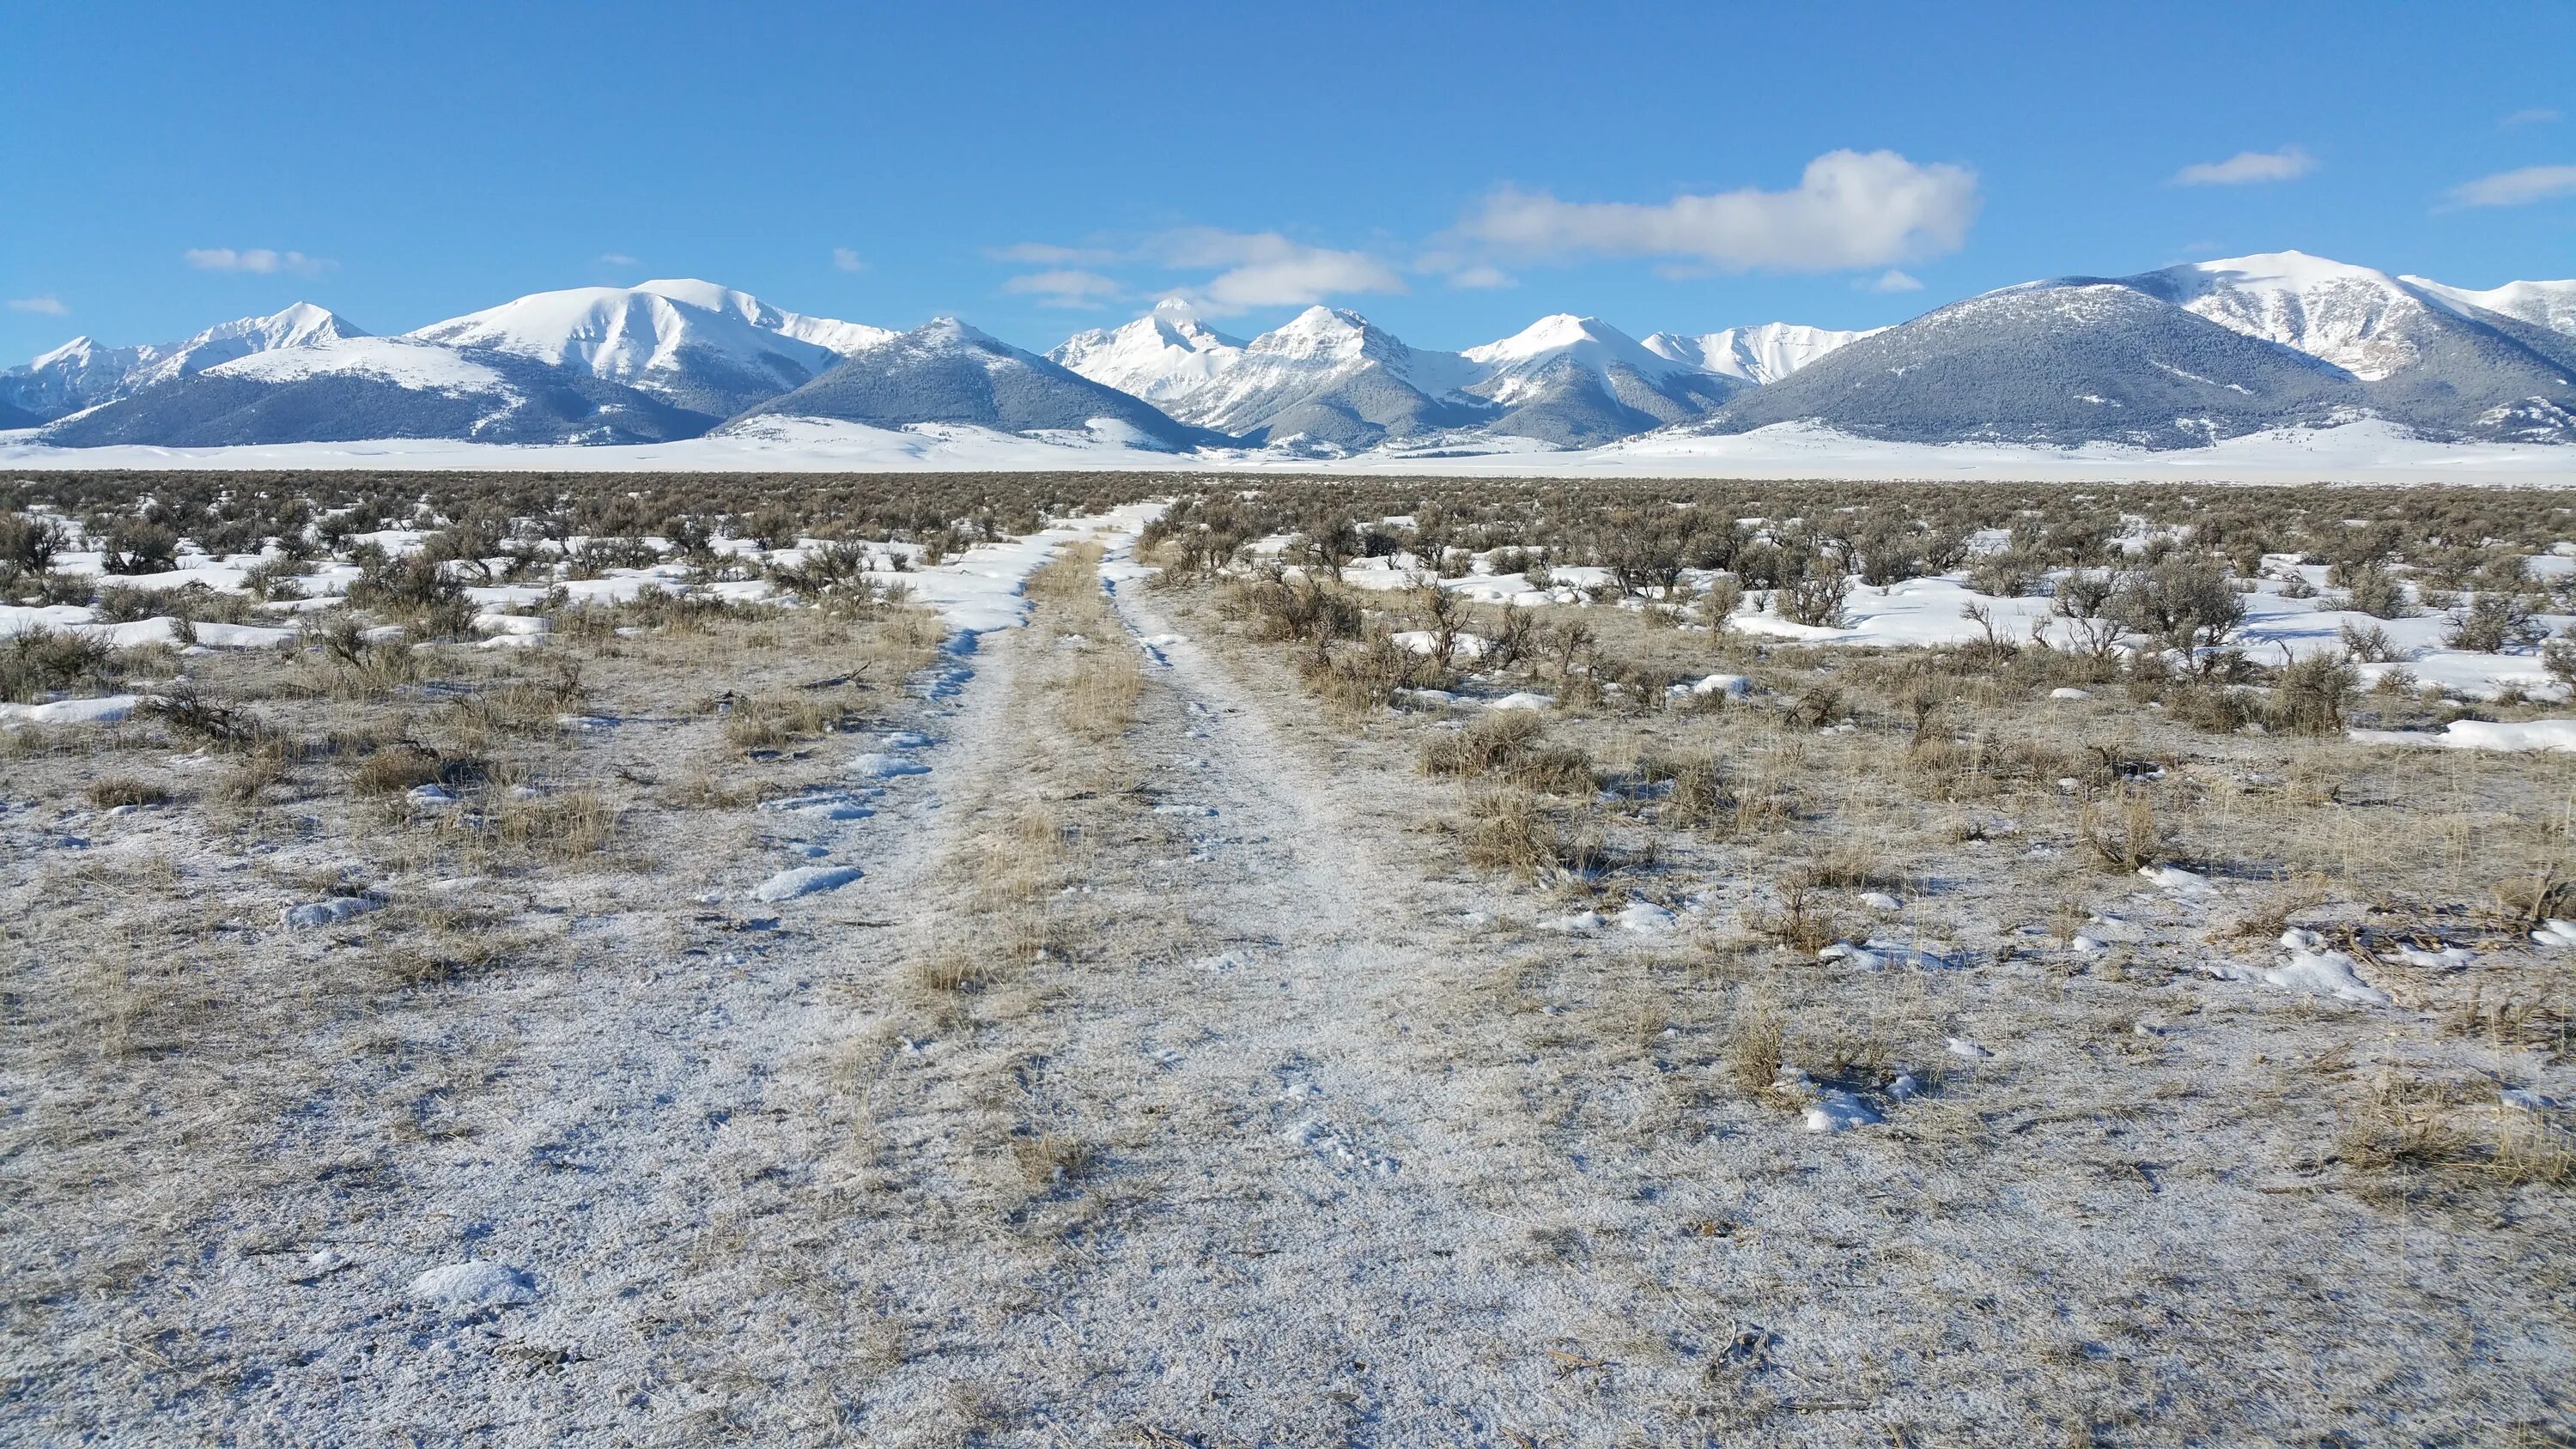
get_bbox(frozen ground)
[3,415,2572,484]
[4,499,2573,1445]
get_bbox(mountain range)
[5,252,2571,454]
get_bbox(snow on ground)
[3,416,2570,484]
[2352,718,2576,752]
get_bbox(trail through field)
[815,537,1680,1443]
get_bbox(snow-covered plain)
[3,415,2571,483]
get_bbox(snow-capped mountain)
[1,304,363,426]
[44,336,706,448]
[2404,276,2576,340]
[1700,282,2364,449]
[1696,252,2576,447]
[1157,306,1494,451]
[1643,324,1879,385]
[2120,252,2576,440]
[409,280,893,418]
[730,318,1220,451]
[1047,303,1248,403]
[124,304,366,392]
[0,336,147,424]
[1460,314,1741,446]
[12,252,2572,453]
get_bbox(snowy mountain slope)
[1159,306,1495,451]
[408,280,891,417]
[42,337,708,448]
[727,318,1221,451]
[1459,314,1741,446]
[1047,304,1248,403]
[1700,282,2366,448]
[1643,323,1880,385]
[0,336,150,421]
[123,304,366,391]
[2405,276,2576,339]
[2125,252,2576,440]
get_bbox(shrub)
[0,512,67,572]
[2113,557,2245,663]
[100,520,180,575]
[1778,567,1851,628]
[2269,652,2360,735]
[2446,594,2542,654]
[2337,621,2404,663]
[2340,563,2412,620]
[0,627,118,702]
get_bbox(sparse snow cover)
[1771,1068,1885,1132]
[2207,929,2391,1006]
[2352,718,2576,752]
[749,864,864,902]
[283,896,384,930]
[2140,865,2212,894]
[0,693,142,725]
[405,1261,533,1311]
[1819,939,1955,972]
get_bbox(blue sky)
[4,0,2571,362]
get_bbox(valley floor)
[5,524,2572,1446]
[4,415,2572,486]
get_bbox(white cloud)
[2502,107,2562,128]
[1155,228,1406,313]
[1002,269,1124,309]
[2444,164,2576,208]
[832,247,865,273]
[987,241,1123,266]
[185,247,331,276]
[598,252,641,267]
[7,294,69,316]
[2172,147,2316,185]
[1860,269,1923,293]
[1455,150,1981,272]
[1445,264,1516,290]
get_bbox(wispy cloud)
[1154,229,1405,314]
[2443,163,2576,208]
[2502,107,2562,129]
[7,294,69,316]
[1002,269,1124,309]
[185,247,332,276]
[598,252,641,267]
[1444,264,1516,290]
[2172,146,2316,185]
[987,241,1123,266]
[1453,150,1981,272]
[1859,269,1923,293]
[832,246,866,273]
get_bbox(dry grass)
[83,775,168,809]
